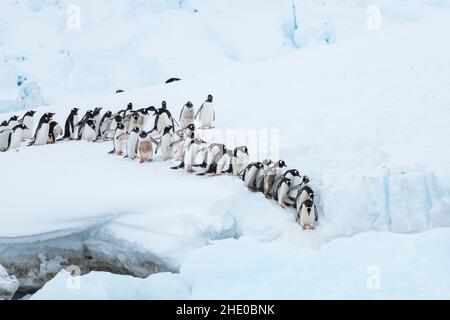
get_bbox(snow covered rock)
[0,265,20,300]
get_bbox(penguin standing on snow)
[92,107,103,136]
[30,113,53,146]
[155,125,174,160]
[48,121,63,144]
[127,112,141,134]
[296,185,315,209]
[259,160,287,198]
[225,146,249,175]
[62,108,79,140]
[98,111,113,140]
[80,119,97,142]
[19,110,36,140]
[196,143,226,176]
[275,178,293,208]
[297,199,318,230]
[195,94,215,129]
[179,101,195,129]
[151,101,178,135]
[214,148,233,176]
[109,123,127,156]
[138,131,153,163]
[105,114,123,140]
[126,127,140,159]
[6,124,27,151]
[240,162,264,191]
[270,169,301,198]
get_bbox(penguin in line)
[109,123,127,156]
[296,185,315,210]
[196,143,226,176]
[276,178,293,208]
[179,101,195,129]
[7,124,28,151]
[7,116,19,130]
[255,159,273,191]
[61,108,79,140]
[195,94,215,129]
[270,169,301,198]
[48,121,63,144]
[105,115,123,140]
[151,101,178,135]
[258,160,287,198]
[138,131,153,163]
[126,127,140,159]
[155,125,174,161]
[76,110,94,140]
[170,133,206,172]
[225,146,249,175]
[240,162,264,191]
[19,110,36,140]
[30,114,52,146]
[80,119,97,142]
[214,148,233,176]
[98,111,113,140]
[297,199,318,230]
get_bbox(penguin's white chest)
[83,126,96,142]
[127,134,139,157]
[181,108,194,128]
[10,129,23,149]
[22,117,34,139]
[299,207,316,227]
[278,183,290,203]
[199,102,214,126]
[35,124,49,146]
[160,134,173,159]
[157,114,171,133]
[244,166,259,187]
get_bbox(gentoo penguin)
[19,110,36,140]
[297,199,318,230]
[118,103,133,117]
[138,131,153,163]
[270,169,301,198]
[7,116,19,130]
[226,146,249,175]
[171,133,206,172]
[8,124,27,150]
[196,143,226,175]
[276,178,293,208]
[259,160,287,198]
[179,101,195,129]
[30,114,52,146]
[92,107,103,135]
[155,126,174,160]
[195,94,215,129]
[62,108,79,140]
[48,121,63,144]
[127,112,141,134]
[80,119,97,142]
[240,162,264,191]
[0,128,12,151]
[98,111,113,140]
[109,123,127,155]
[105,115,123,140]
[296,185,315,209]
[255,159,273,191]
[126,127,140,159]
[76,110,94,140]
[215,148,233,175]
[151,101,177,135]
[170,129,187,161]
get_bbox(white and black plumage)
[19,110,36,140]
[61,108,79,140]
[195,95,215,129]
[297,199,318,230]
[155,125,174,160]
[126,127,140,159]
[48,121,63,144]
[108,122,127,155]
[240,162,264,191]
[98,111,113,140]
[179,101,195,129]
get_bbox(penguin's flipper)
[108,150,115,154]
[196,172,207,176]
[150,137,159,145]
[195,104,204,120]
[170,161,185,170]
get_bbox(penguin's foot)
[280,204,286,209]
[140,159,145,164]
[117,151,124,156]
[186,168,194,173]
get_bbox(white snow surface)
[1,1,450,299]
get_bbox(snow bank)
[32,228,450,299]
[0,265,20,300]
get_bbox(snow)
[32,228,450,299]
[0,0,450,299]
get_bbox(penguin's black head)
[310,192,315,200]
[189,132,195,139]
[87,119,96,129]
[86,111,94,117]
[302,175,310,184]
[43,115,51,123]
[26,110,37,116]
[114,115,123,122]
[139,131,148,138]
[117,123,125,130]
[291,169,300,177]
[106,111,112,117]
[286,179,292,186]
[162,101,167,108]
[132,127,140,133]
[146,106,156,113]
[19,123,28,130]
[9,115,18,121]
[94,107,102,115]
[278,160,287,168]
[0,120,7,127]
[256,162,264,169]
[207,95,213,102]
[127,103,133,110]
[132,113,139,121]
[186,101,193,108]
[164,126,173,135]
[187,124,195,132]
[47,112,56,118]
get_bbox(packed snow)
[1,0,450,299]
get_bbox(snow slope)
[1,1,450,299]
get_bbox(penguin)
[170,129,187,161]
[126,127,140,159]
[259,160,287,198]
[76,110,94,140]
[297,199,318,230]
[183,133,205,173]
[276,178,293,208]
[165,78,181,84]
[92,107,103,135]
[151,101,177,135]
[7,116,19,130]
[255,159,273,191]
[98,111,113,140]
[195,94,215,129]
[80,119,97,142]
[228,146,249,175]
[240,162,264,191]
[179,101,195,129]
[270,169,301,198]
[215,148,233,176]
[48,121,63,144]
[196,143,226,176]
[105,114,123,140]
[109,123,127,155]
[155,125,174,160]
[0,128,12,152]
[30,114,52,146]
[62,108,79,140]
[296,185,315,210]
[137,130,153,163]
[127,112,141,134]
[7,124,27,150]
[19,110,36,140]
